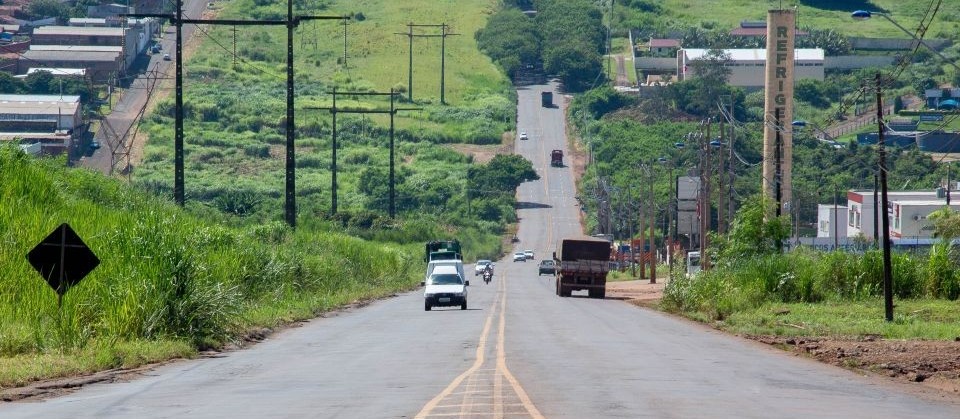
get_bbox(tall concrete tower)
[762,9,796,216]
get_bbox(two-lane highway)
[4,82,960,418]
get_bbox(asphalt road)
[79,0,209,174]
[4,82,960,418]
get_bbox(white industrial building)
[817,190,960,241]
[0,94,82,153]
[677,48,824,88]
[817,204,848,239]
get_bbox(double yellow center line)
[415,274,543,418]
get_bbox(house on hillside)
[645,38,681,57]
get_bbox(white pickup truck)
[422,265,468,311]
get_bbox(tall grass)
[663,246,958,322]
[0,148,418,386]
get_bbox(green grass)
[132,0,516,249]
[648,0,960,39]
[0,147,421,388]
[721,299,960,340]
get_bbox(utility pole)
[702,120,711,270]
[638,172,646,280]
[649,176,656,283]
[127,2,348,228]
[948,163,952,205]
[717,117,725,234]
[439,24,459,105]
[727,95,735,230]
[874,174,879,247]
[833,184,838,250]
[306,91,420,218]
[341,19,349,68]
[395,23,445,102]
[876,72,894,322]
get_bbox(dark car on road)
[538,259,555,275]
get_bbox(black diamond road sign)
[26,223,99,296]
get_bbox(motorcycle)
[482,270,493,284]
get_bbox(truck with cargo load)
[541,91,553,107]
[550,149,563,167]
[425,240,462,262]
[553,236,611,298]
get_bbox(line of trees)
[477,0,605,91]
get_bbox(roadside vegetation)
[3,0,553,389]
[133,0,528,260]
[578,1,960,341]
[0,146,420,388]
[477,0,605,91]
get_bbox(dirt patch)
[750,336,960,395]
[445,132,514,164]
[609,280,960,397]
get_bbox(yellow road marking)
[414,296,497,419]
[416,272,544,419]
[496,276,545,419]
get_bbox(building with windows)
[817,204,847,239]
[841,190,960,240]
[0,94,82,153]
[677,48,824,88]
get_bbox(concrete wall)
[634,57,675,71]
[851,37,950,51]
[824,55,895,70]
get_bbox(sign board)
[26,223,99,297]
[676,176,700,201]
[919,113,944,122]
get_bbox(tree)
[0,72,24,94]
[25,0,70,22]
[24,70,55,94]
[466,154,538,198]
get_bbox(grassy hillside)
[132,0,516,247]
[0,147,419,388]
[620,0,960,38]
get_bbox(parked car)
[538,259,555,276]
[89,140,101,150]
[422,265,468,311]
[519,131,528,140]
[523,250,534,260]
[151,44,161,54]
[512,252,526,262]
[163,53,171,61]
[474,259,493,276]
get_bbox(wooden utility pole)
[127,2,347,228]
[876,72,894,322]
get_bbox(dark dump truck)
[425,240,462,262]
[550,149,563,167]
[541,91,553,107]
[553,236,611,298]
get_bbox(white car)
[423,265,468,311]
[474,259,493,276]
[523,250,534,260]
[513,252,526,262]
[519,131,528,140]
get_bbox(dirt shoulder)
[606,279,960,398]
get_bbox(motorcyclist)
[482,264,493,282]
